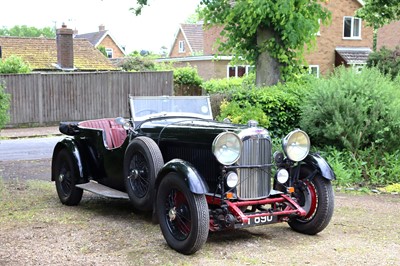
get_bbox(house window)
[179,41,185,53]
[227,65,252,78]
[105,48,113,58]
[343,16,361,39]
[352,64,365,73]
[308,65,320,78]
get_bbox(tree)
[356,0,400,28]
[0,25,56,38]
[132,0,330,86]
[0,55,31,74]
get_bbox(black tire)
[124,137,164,211]
[53,148,83,206]
[157,173,209,255]
[288,167,334,235]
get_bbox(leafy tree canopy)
[199,0,331,82]
[0,25,56,38]
[132,0,331,84]
[356,0,400,28]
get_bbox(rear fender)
[302,153,336,180]
[155,159,209,194]
[51,137,84,181]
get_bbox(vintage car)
[51,95,335,255]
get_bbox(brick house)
[376,20,400,50]
[0,24,117,71]
[75,25,126,59]
[160,0,373,80]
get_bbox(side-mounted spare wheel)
[124,136,164,211]
[52,148,83,206]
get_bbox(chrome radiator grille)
[237,137,272,199]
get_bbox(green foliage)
[173,66,203,96]
[173,66,203,86]
[0,25,55,38]
[0,80,11,129]
[356,0,400,28]
[367,46,400,80]
[205,74,308,137]
[0,55,31,74]
[300,67,400,153]
[202,74,255,93]
[200,0,331,82]
[218,99,270,128]
[119,54,156,72]
[321,146,400,187]
[97,45,107,57]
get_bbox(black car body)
[52,95,335,254]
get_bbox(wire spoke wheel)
[157,173,209,255]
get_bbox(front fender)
[303,153,336,180]
[156,159,209,194]
[51,137,84,181]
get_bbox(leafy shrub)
[173,66,203,95]
[0,80,11,129]
[119,56,156,72]
[0,55,31,74]
[217,99,270,128]
[205,74,309,137]
[202,73,256,93]
[321,146,400,187]
[300,67,400,153]
[367,46,400,80]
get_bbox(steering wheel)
[135,109,158,117]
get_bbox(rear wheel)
[157,173,209,255]
[124,137,164,211]
[288,168,334,235]
[53,148,83,206]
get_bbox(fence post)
[38,74,44,125]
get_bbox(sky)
[1,0,202,54]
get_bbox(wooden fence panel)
[1,71,173,127]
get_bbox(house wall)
[99,35,125,58]
[172,60,230,80]
[203,26,224,55]
[170,30,193,58]
[305,0,374,75]
[377,21,400,50]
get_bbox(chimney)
[56,23,74,70]
[99,24,105,31]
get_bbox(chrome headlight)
[282,129,310,162]
[212,132,242,165]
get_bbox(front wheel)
[157,173,209,255]
[288,168,334,235]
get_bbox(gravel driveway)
[1,159,399,265]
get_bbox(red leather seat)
[79,119,127,149]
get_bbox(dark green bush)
[0,80,11,129]
[367,46,400,80]
[300,67,400,153]
[173,66,203,95]
[205,74,309,137]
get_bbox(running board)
[76,181,129,200]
